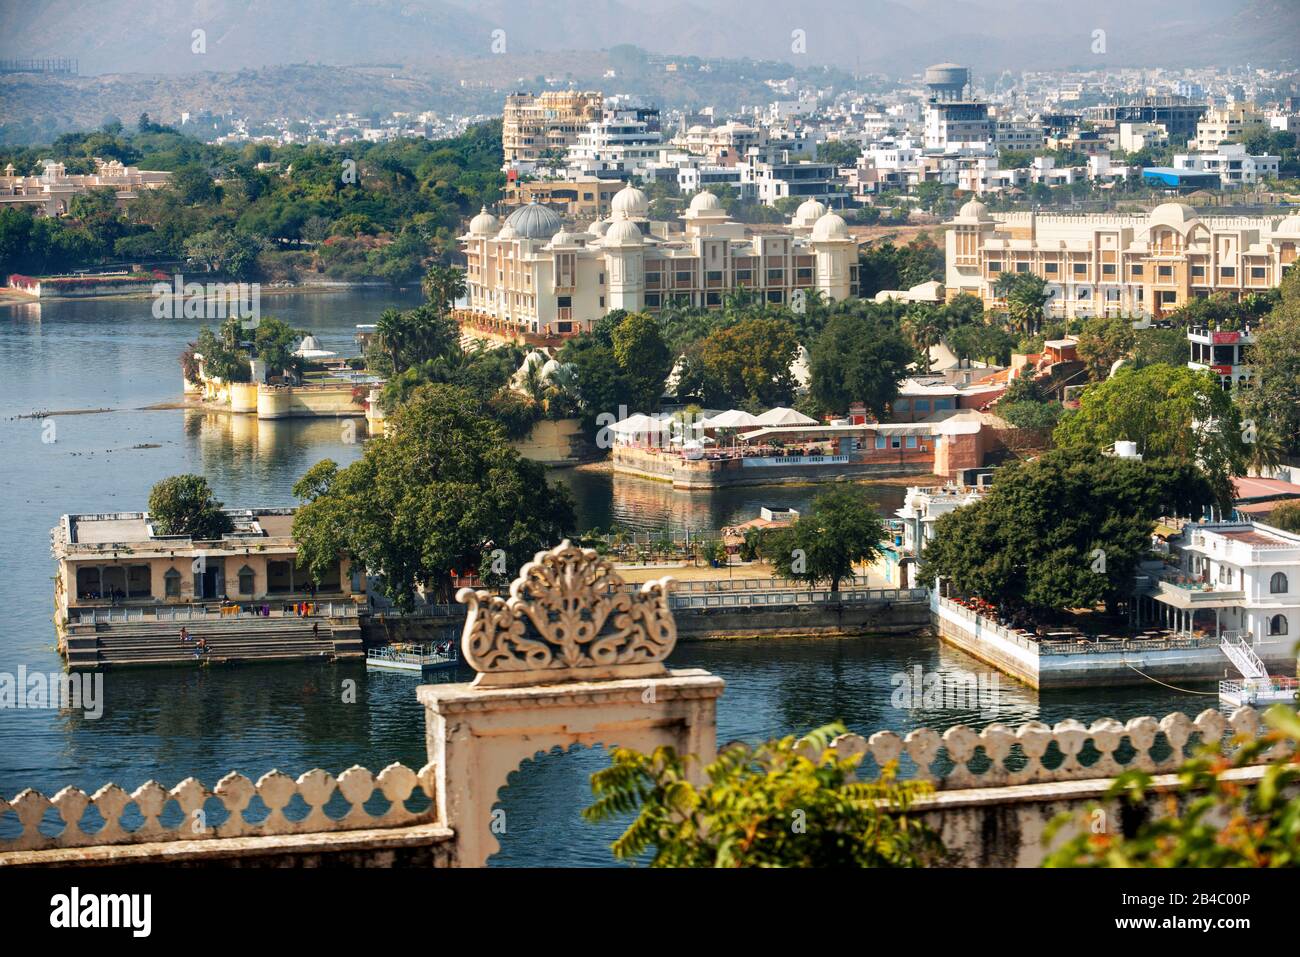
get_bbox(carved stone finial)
[456,540,676,687]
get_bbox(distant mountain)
[0,0,1287,76]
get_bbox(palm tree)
[422,263,467,315]
[903,303,949,374]
[1242,414,1286,478]
[520,359,549,406]
[374,308,410,374]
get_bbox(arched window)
[238,565,256,595]
[1270,572,1288,594]
[1268,614,1288,637]
[164,568,182,597]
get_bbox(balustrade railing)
[0,763,436,854]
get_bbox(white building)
[567,108,663,179]
[1138,521,1300,666]
[1173,143,1281,187]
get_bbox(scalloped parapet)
[457,539,676,687]
[793,706,1283,790]
[0,762,436,854]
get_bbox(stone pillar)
[417,540,725,867]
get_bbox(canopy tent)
[700,409,761,429]
[753,406,819,427]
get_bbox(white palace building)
[945,200,1300,321]
[458,185,859,340]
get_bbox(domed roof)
[468,206,498,235]
[548,229,585,247]
[503,201,564,240]
[1149,202,1199,231]
[810,211,850,242]
[1273,214,1300,236]
[296,334,322,352]
[604,215,644,246]
[957,198,990,221]
[611,184,649,219]
[587,219,608,236]
[688,190,722,213]
[496,222,517,240]
[793,198,828,226]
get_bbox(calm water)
[0,290,1211,866]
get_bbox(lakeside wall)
[613,445,936,490]
[931,593,1293,689]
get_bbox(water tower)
[924,63,970,102]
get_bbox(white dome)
[468,206,498,235]
[496,222,517,240]
[611,184,649,219]
[793,198,828,226]
[604,216,644,246]
[688,190,722,213]
[548,229,584,247]
[1273,215,1300,236]
[810,211,850,242]
[958,199,990,221]
[1149,202,1198,231]
[587,219,608,237]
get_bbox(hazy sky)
[1,0,1287,76]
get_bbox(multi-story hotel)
[945,200,1300,319]
[458,186,859,338]
[501,91,604,166]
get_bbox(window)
[1269,614,1288,636]
[676,271,692,283]
[1044,262,1058,274]
[736,269,752,282]
[706,270,722,281]
[1158,265,1172,278]
[238,565,255,595]
[1131,264,1144,276]
[1271,572,1288,594]
[890,436,902,449]
[1191,265,1205,278]
[894,399,911,413]
[1221,267,1235,278]
[599,273,605,284]
[766,291,784,304]
[1102,264,1116,276]
[914,399,930,413]
[1073,263,1086,275]
[599,296,605,308]
[875,435,886,449]
[706,292,721,305]
[767,268,784,282]
[1015,262,1029,273]
[645,293,661,307]
[1251,267,1266,280]
[987,261,1002,273]
[906,435,918,449]
[557,296,572,308]
[164,568,182,598]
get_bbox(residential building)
[1083,97,1207,142]
[944,201,1300,320]
[1191,103,1269,151]
[501,91,604,166]
[1173,143,1280,186]
[567,107,663,179]
[501,177,626,223]
[1187,324,1255,390]
[737,158,848,207]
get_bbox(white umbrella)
[701,409,761,429]
[754,406,819,426]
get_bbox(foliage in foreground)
[1044,704,1300,867]
[583,723,941,867]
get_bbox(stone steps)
[69,617,362,669]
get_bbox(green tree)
[919,447,1215,613]
[147,474,234,539]
[1267,501,1300,534]
[1075,314,1137,380]
[763,485,886,594]
[1240,278,1300,457]
[584,722,940,867]
[810,311,914,416]
[252,317,305,377]
[902,303,950,374]
[421,262,467,314]
[684,317,798,408]
[611,312,672,412]
[291,383,575,605]
[1054,364,1245,509]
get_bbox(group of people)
[179,627,209,658]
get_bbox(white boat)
[366,642,460,674]
[1217,635,1298,708]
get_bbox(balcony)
[1143,566,1244,607]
